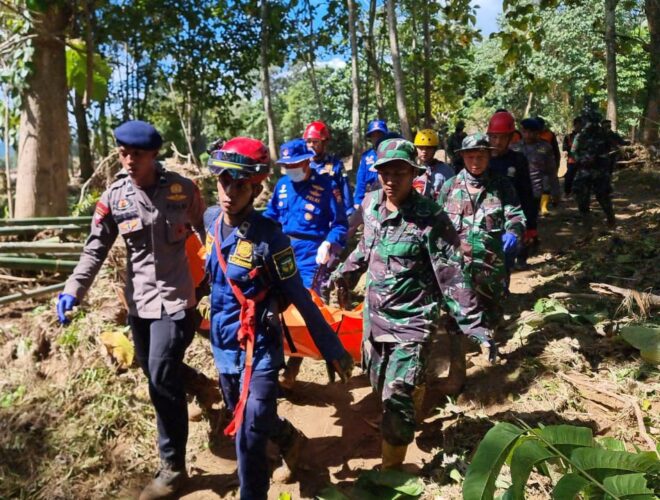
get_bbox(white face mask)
[285,167,306,183]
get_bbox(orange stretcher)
[188,233,364,362]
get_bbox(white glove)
[315,241,332,265]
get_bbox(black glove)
[481,339,498,364]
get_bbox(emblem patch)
[115,198,132,211]
[118,217,143,234]
[304,213,313,221]
[205,232,214,256]
[228,240,253,269]
[333,188,342,203]
[273,246,297,280]
[304,203,315,211]
[167,194,187,202]
[170,183,183,194]
[94,201,110,226]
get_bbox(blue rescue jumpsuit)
[264,172,347,289]
[204,207,347,500]
[310,153,355,216]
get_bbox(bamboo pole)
[0,224,88,235]
[0,282,65,306]
[0,216,91,226]
[0,257,78,271]
[0,242,84,253]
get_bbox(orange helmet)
[487,111,516,134]
[303,121,330,141]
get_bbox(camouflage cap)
[372,138,422,171]
[456,132,496,153]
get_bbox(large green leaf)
[463,423,527,500]
[360,469,424,497]
[534,425,595,457]
[507,440,557,500]
[65,39,112,102]
[620,325,660,364]
[570,448,660,481]
[602,473,655,499]
[552,473,590,499]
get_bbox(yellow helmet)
[414,129,439,147]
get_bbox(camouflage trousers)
[364,338,428,446]
[573,169,614,217]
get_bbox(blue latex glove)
[56,293,77,324]
[502,232,518,254]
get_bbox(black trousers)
[129,308,195,468]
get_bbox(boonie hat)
[372,138,422,171]
[456,133,496,153]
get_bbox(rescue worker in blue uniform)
[353,119,388,207]
[204,137,353,500]
[264,138,348,290]
[303,120,355,217]
[57,120,205,500]
[264,138,348,389]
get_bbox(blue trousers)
[130,308,195,469]
[290,238,322,289]
[219,368,292,500]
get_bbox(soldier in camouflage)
[330,138,495,470]
[437,133,525,395]
[571,111,616,228]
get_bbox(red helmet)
[207,137,270,184]
[303,121,330,141]
[487,111,516,134]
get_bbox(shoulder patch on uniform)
[273,246,297,280]
[228,240,253,269]
[94,201,110,225]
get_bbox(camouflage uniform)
[332,140,491,446]
[511,140,555,199]
[571,122,615,223]
[438,169,526,327]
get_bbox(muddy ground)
[0,164,658,499]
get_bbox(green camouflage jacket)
[438,169,526,301]
[332,188,491,344]
[571,124,611,167]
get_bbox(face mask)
[285,167,306,183]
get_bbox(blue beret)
[114,120,163,150]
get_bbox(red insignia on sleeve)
[94,201,110,226]
[333,188,342,204]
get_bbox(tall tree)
[347,0,360,171]
[605,0,619,129]
[386,0,412,139]
[360,0,385,119]
[260,0,278,162]
[642,0,659,143]
[421,0,432,127]
[15,3,71,217]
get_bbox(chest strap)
[213,217,267,438]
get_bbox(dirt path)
[148,168,657,500]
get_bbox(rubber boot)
[279,357,303,390]
[540,194,551,216]
[441,335,466,395]
[139,462,188,500]
[382,440,408,470]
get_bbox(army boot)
[279,357,303,390]
[382,440,408,470]
[139,462,188,500]
[442,334,466,395]
[272,423,307,483]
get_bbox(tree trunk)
[363,0,385,119]
[642,0,659,144]
[386,0,412,139]
[260,0,278,162]
[524,91,534,117]
[15,4,70,218]
[422,1,432,127]
[3,89,12,218]
[347,0,361,172]
[99,97,108,157]
[410,5,420,128]
[604,0,618,130]
[73,91,93,180]
[304,0,324,119]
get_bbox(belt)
[287,233,325,242]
